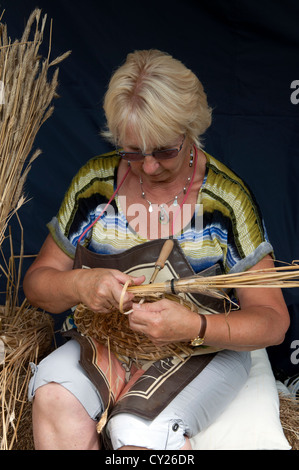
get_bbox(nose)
[142,155,160,175]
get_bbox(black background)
[1,0,298,377]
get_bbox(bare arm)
[202,256,290,349]
[128,255,290,351]
[23,234,145,314]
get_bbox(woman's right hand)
[74,267,145,313]
[23,234,144,314]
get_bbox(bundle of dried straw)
[124,262,299,299]
[0,8,70,247]
[279,394,299,450]
[0,8,70,450]
[0,220,54,450]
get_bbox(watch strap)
[190,314,207,346]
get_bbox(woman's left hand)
[128,298,201,345]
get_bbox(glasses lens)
[118,148,179,161]
[118,152,144,161]
[152,149,178,160]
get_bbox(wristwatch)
[190,314,207,347]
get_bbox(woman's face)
[120,129,191,182]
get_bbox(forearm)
[129,292,289,351]
[23,267,81,314]
[23,264,144,315]
[204,305,289,351]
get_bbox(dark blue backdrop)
[1,0,298,377]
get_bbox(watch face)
[191,337,204,347]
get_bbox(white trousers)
[28,339,251,449]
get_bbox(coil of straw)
[74,293,219,362]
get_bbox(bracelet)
[190,314,207,347]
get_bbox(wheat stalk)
[0,8,71,248]
[124,263,299,298]
[0,8,70,450]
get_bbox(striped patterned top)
[48,151,273,274]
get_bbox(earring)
[189,149,194,167]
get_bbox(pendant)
[173,196,178,207]
[159,204,169,224]
[148,202,153,213]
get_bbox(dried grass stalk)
[0,8,71,248]
[0,220,54,450]
[279,394,299,450]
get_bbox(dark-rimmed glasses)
[117,135,185,161]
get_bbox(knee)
[33,382,73,417]
[32,382,100,450]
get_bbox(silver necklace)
[139,150,194,224]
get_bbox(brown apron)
[65,239,225,444]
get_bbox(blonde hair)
[101,49,212,151]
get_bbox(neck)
[140,147,198,226]
[139,146,196,203]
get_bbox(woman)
[24,49,289,450]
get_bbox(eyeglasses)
[117,135,185,161]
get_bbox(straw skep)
[74,293,221,362]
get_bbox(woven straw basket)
[74,293,218,361]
